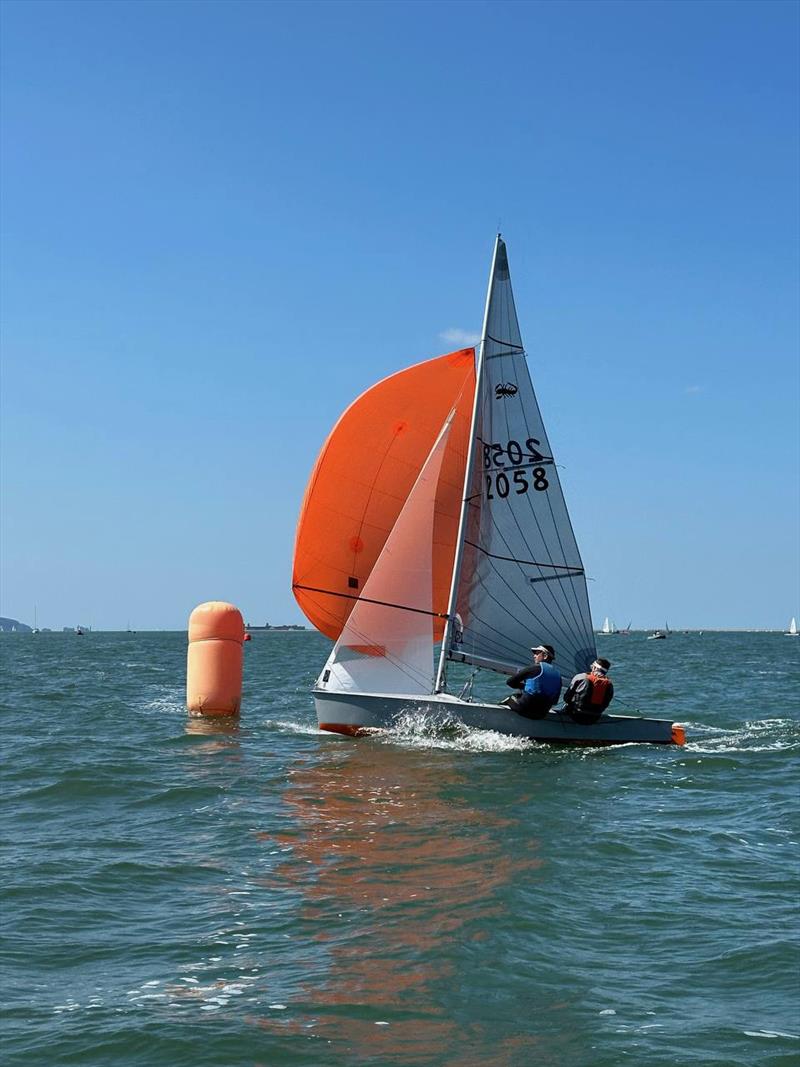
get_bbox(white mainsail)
[441,237,596,686]
[787,617,798,636]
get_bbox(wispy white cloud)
[684,385,703,395]
[440,327,480,346]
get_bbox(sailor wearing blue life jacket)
[501,644,562,719]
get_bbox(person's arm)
[562,673,579,704]
[564,674,586,705]
[506,665,538,690]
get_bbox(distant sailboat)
[291,237,684,746]
[598,617,618,635]
[32,606,40,635]
[786,617,799,637]
[648,622,669,640]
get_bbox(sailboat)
[598,617,618,635]
[291,237,684,746]
[786,617,799,637]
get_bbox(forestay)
[449,239,596,682]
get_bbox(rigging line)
[454,551,584,666]
[464,541,584,572]
[464,271,586,662]
[544,496,595,653]
[481,500,588,656]
[469,537,588,659]
[544,476,596,653]
[293,584,450,620]
[512,469,591,649]
[479,275,593,659]
[518,392,594,651]
[332,617,433,691]
[467,455,587,656]
[506,378,595,648]
[466,586,585,672]
[462,564,585,667]
[529,571,586,585]
[485,334,524,351]
[481,399,589,649]
[462,584,584,648]
[462,607,582,686]
[513,374,595,651]
[485,362,586,642]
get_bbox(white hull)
[313,690,683,746]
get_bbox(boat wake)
[681,718,799,754]
[382,708,535,753]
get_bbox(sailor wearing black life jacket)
[501,644,562,720]
[562,658,614,724]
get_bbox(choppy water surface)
[2,630,798,1066]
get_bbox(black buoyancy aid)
[581,672,612,709]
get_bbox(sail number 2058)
[483,438,549,497]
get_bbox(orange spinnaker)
[292,348,476,641]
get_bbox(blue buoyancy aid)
[523,662,562,701]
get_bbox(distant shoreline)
[245,625,308,632]
[1,627,793,635]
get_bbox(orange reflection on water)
[183,714,240,754]
[252,739,544,1062]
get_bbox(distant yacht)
[786,617,799,637]
[32,606,40,635]
[598,617,618,635]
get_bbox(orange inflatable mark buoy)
[186,602,245,716]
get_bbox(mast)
[434,235,501,693]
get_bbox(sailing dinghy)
[292,238,684,746]
[786,617,799,637]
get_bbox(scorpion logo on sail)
[495,382,518,399]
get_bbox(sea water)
[1,630,798,1066]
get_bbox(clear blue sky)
[2,0,798,631]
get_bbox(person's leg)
[564,706,602,725]
[513,694,550,720]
